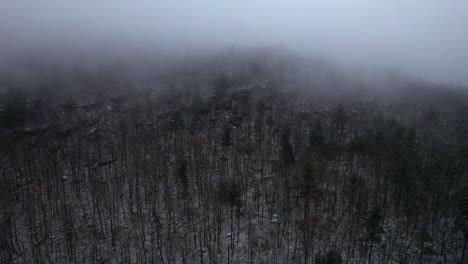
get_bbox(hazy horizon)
[1,0,467,86]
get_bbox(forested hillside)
[1,51,467,263]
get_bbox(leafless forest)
[1,50,467,263]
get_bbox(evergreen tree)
[280,126,295,165]
[315,250,343,264]
[177,159,189,199]
[309,123,325,153]
[0,90,29,129]
[297,161,317,198]
[219,181,242,210]
[365,206,384,263]
[221,126,232,147]
[170,111,185,131]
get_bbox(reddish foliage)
[188,135,207,149]
[311,188,324,203]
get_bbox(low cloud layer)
[1,0,467,85]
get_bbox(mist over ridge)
[1,0,468,86]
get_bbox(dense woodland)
[1,51,467,263]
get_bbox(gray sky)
[1,0,467,85]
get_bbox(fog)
[1,0,467,85]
